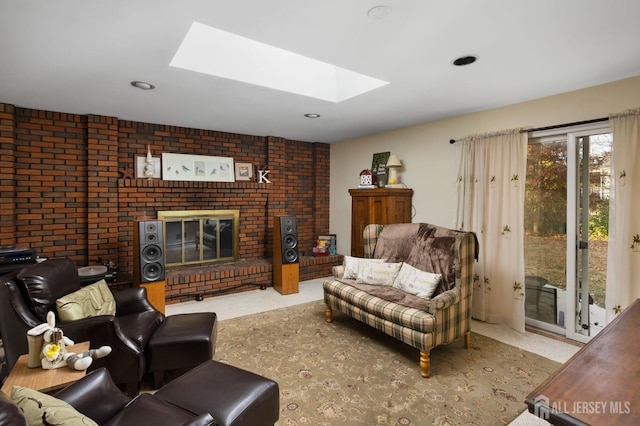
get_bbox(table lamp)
[386,155,402,185]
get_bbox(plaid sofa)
[323,223,477,378]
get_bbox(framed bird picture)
[162,153,235,182]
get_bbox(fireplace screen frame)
[158,210,240,267]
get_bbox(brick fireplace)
[0,103,342,303]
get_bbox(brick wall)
[3,103,341,303]
[13,108,88,259]
[0,103,16,247]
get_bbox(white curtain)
[606,107,640,322]
[455,129,527,332]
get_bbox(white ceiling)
[1,1,639,143]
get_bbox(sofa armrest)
[55,368,131,425]
[332,265,345,279]
[428,288,461,313]
[113,287,158,316]
[0,391,28,426]
[60,315,139,354]
[59,315,145,384]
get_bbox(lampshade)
[386,155,401,168]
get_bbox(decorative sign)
[256,165,271,184]
[360,169,373,186]
[162,153,234,182]
[371,152,390,186]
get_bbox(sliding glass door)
[524,125,612,342]
[524,135,568,334]
[568,131,612,341]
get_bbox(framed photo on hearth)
[235,162,253,181]
[317,234,337,255]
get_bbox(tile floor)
[166,277,580,425]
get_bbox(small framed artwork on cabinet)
[235,162,253,181]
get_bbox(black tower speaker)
[133,220,165,283]
[275,215,299,264]
[273,215,299,295]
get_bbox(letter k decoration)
[256,165,271,184]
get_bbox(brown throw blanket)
[337,278,432,312]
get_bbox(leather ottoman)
[155,360,279,426]
[147,312,217,388]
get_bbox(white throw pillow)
[356,262,402,286]
[393,263,442,298]
[342,255,385,280]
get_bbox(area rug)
[213,301,559,426]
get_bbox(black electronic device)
[273,215,299,295]
[0,247,37,265]
[78,264,118,285]
[274,216,299,264]
[133,220,165,283]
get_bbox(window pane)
[219,219,234,258]
[165,220,182,264]
[184,220,200,262]
[201,219,218,261]
[524,137,567,327]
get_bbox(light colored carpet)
[212,300,560,425]
[167,277,579,425]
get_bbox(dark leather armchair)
[0,258,164,395]
[0,368,215,426]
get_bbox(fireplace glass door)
[159,210,239,267]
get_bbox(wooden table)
[525,299,640,425]
[1,341,90,395]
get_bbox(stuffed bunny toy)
[28,311,111,370]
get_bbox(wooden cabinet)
[349,188,413,257]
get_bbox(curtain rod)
[448,116,609,144]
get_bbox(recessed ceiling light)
[130,81,155,90]
[304,113,321,119]
[452,55,478,67]
[367,5,392,20]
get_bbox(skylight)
[170,22,388,103]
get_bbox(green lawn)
[524,234,607,307]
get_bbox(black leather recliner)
[0,367,215,426]
[0,258,164,395]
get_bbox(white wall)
[330,75,640,255]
